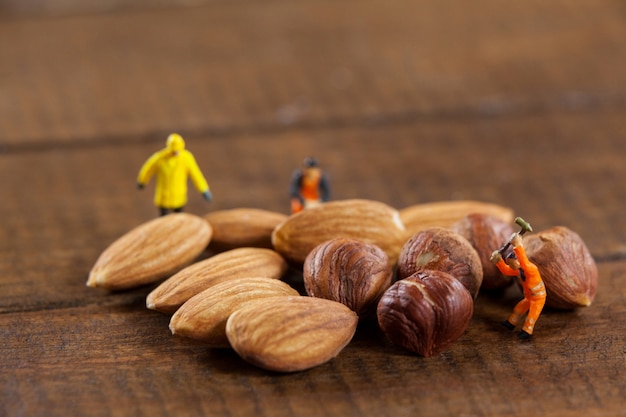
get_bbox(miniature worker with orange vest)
[290,157,330,214]
[490,233,546,339]
[137,133,212,216]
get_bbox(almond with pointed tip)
[146,247,288,314]
[271,199,406,265]
[87,213,212,290]
[205,208,288,251]
[226,296,358,372]
[169,277,299,347]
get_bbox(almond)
[205,208,288,251]
[399,200,514,238]
[169,277,299,347]
[86,213,212,290]
[146,247,288,314]
[271,199,406,264]
[226,296,358,372]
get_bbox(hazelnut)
[523,226,598,309]
[377,270,474,357]
[451,213,515,290]
[303,238,393,318]
[396,227,483,298]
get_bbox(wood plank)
[2,0,626,415]
[1,0,626,148]
[1,261,623,417]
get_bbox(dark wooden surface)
[1,1,625,416]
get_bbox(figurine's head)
[303,157,319,168]
[166,133,186,153]
[302,157,321,181]
[505,252,520,270]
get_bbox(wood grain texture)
[1,0,626,415]
[1,263,624,416]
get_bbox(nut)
[169,277,299,347]
[523,226,598,309]
[226,296,358,372]
[87,213,212,290]
[396,227,483,298]
[271,199,406,265]
[205,208,288,251]
[451,213,515,290]
[146,247,288,314]
[303,238,393,318]
[377,270,474,357]
[399,200,514,239]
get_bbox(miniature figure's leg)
[521,297,546,335]
[160,207,184,216]
[291,198,303,214]
[506,298,530,327]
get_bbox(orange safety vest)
[496,246,546,300]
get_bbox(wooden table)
[2,1,625,416]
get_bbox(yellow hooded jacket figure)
[137,134,212,215]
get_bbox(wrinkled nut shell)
[397,227,483,298]
[377,270,474,357]
[226,296,358,372]
[523,226,598,309]
[451,213,515,290]
[271,199,406,265]
[146,247,288,314]
[205,208,288,251]
[87,213,212,290]
[399,200,514,238]
[303,238,392,318]
[169,277,299,347]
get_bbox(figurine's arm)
[289,170,304,201]
[137,150,164,186]
[319,173,330,202]
[490,251,518,277]
[185,152,209,192]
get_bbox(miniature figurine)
[490,230,546,340]
[137,133,212,216]
[290,157,330,214]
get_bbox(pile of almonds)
[87,199,598,371]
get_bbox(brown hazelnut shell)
[377,270,474,357]
[396,227,483,298]
[451,213,515,290]
[303,238,393,318]
[523,226,598,309]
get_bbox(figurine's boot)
[501,320,515,330]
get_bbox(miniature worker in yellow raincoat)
[137,133,212,216]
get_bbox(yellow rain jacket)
[137,135,210,209]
